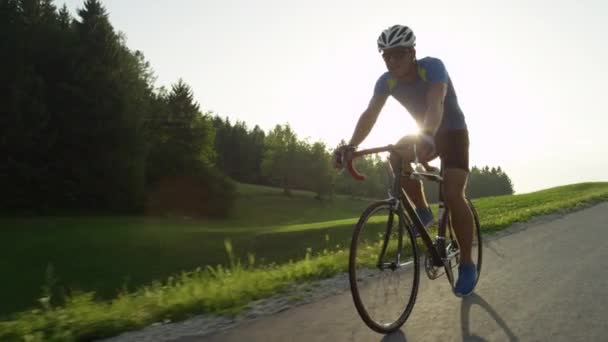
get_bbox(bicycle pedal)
[424,256,445,280]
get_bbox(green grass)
[1,182,608,341]
[472,182,608,231]
[0,245,351,341]
[0,185,371,318]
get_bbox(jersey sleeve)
[424,58,449,83]
[369,74,391,106]
[373,72,391,97]
[369,72,390,106]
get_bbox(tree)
[262,124,298,196]
[63,0,151,212]
[305,142,334,199]
[466,165,515,198]
[2,0,155,213]
[146,79,216,183]
[1,0,79,212]
[144,80,236,218]
[57,4,71,29]
[248,125,266,183]
[211,116,266,185]
[0,0,240,217]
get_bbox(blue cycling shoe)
[411,207,434,236]
[454,262,477,297]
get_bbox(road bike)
[344,144,482,333]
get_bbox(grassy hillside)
[1,182,607,341]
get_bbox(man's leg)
[389,151,434,231]
[389,134,436,231]
[436,129,476,296]
[390,136,430,210]
[402,168,429,210]
[443,168,474,264]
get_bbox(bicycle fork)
[376,199,405,271]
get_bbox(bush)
[145,165,236,219]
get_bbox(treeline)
[1,0,514,218]
[1,0,234,216]
[210,118,514,201]
[213,120,334,198]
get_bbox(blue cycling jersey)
[371,57,467,133]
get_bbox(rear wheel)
[349,201,420,334]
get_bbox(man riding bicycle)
[334,25,477,296]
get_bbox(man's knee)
[389,152,414,177]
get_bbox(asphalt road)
[173,202,608,342]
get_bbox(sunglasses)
[381,49,412,61]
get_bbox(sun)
[360,98,420,149]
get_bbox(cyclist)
[334,25,477,297]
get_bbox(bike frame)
[346,145,456,282]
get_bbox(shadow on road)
[380,329,407,342]
[460,293,519,341]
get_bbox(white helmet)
[377,25,416,51]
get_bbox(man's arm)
[348,95,386,147]
[421,82,447,136]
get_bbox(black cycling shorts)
[435,129,469,171]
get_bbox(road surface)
[172,202,608,342]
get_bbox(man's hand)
[416,134,436,162]
[333,145,356,169]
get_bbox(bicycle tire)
[349,200,420,334]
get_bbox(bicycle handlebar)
[345,145,396,181]
[344,143,433,181]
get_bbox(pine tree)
[57,4,71,29]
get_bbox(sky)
[60,0,608,194]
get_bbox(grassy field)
[0,184,371,318]
[1,182,608,341]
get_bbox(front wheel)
[349,201,420,334]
